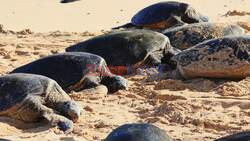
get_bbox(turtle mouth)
[68,111,79,123]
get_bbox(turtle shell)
[105,123,173,141]
[172,36,250,79]
[131,1,207,26]
[163,22,245,50]
[66,30,170,67]
[215,131,250,141]
[11,52,109,90]
[0,73,51,111]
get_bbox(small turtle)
[60,0,80,3]
[154,36,250,80]
[11,52,127,93]
[0,139,11,141]
[113,1,208,31]
[66,30,178,75]
[215,131,250,141]
[163,22,245,50]
[0,73,81,132]
[105,123,173,141]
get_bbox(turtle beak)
[68,111,79,123]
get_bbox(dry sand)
[0,0,250,141]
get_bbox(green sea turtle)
[105,123,173,141]
[215,131,250,141]
[162,22,245,50]
[66,30,178,75]
[11,52,127,93]
[113,1,208,31]
[152,36,250,80]
[60,0,80,3]
[0,73,81,132]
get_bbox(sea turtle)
[60,0,80,3]
[162,22,245,50]
[105,123,173,141]
[215,131,250,141]
[113,1,208,31]
[11,52,127,93]
[0,139,11,141]
[0,73,81,132]
[66,30,178,75]
[152,36,250,80]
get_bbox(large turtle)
[152,36,250,80]
[11,52,127,93]
[105,123,173,141]
[66,30,178,75]
[0,73,81,132]
[215,131,250,141]
[113,1,208,31]
[162,22,245,50]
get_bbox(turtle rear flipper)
[112,23,139,30]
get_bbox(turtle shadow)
[0,116,51,133]
[153,78,228,92]
[152,77,250,97]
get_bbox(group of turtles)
[0,1,250,140]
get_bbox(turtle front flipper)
[142,54,161,68]
[67,75,110,95]
[161,47,181,70]
[41,106,74,132]
[66,75,101,92]
[165,15,187,30]
[12,97,74,132]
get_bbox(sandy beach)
[0,0,250,141]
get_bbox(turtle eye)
[63,102,70,109]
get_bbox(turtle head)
[199,15,209,22]
[101,75,128,93]
[182,5,209,23]
[61,101,81,123]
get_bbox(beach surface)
[0,0,250,141]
